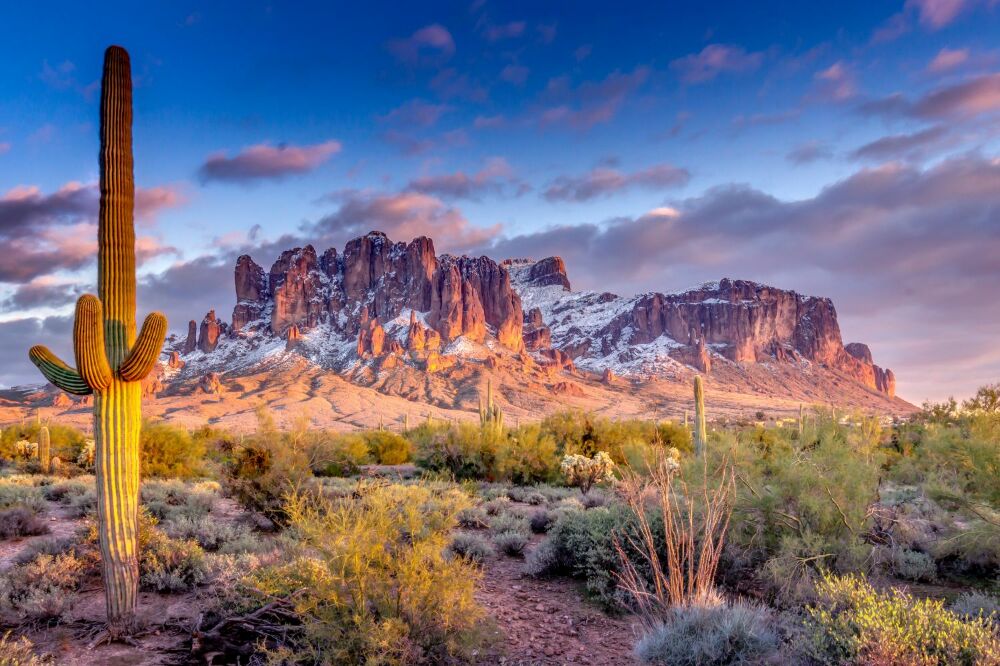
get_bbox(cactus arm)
[28,345,93,395]
[119,312,166,381]
[73,294,114,391]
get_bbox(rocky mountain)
[7,230,912,431]
[176,230,895,399]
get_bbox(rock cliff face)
[178,231,896,399]
[229,231,523,351]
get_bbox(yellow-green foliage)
[0,423,87,466]
[0,631,51,665]
[362,430,412,465]
[228,482,485,664]
[497,423,560,484]
[140,421,207,479]
[805,574,1000,665]
[307,432,370,477]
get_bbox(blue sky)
[2,0,1000,403]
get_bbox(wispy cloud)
[537,67,650,130]
[543,163,690,202]
[406,157,529,200]
[927,47,970,73]
[786,141,834,164]
[670,44,765,84]
[849,126,950,162]
[198,141,341,184]
[483,21,526,42]
[387,24,455,66]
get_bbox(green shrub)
[163,515,254,552]
[363,431,412,465]
[493,531,528,556]
[634,600,782,665]
[525,539,560,576]
[224,437,315,524]
[0,484,45,513]
[448,532,494,563]
[457,506,489,529]
[141,479,217,523]
[498,425,560,484]
[804,574,1000,665]
[223,482,486,664]
[951,591,1000,623]
[308,433,369,477]
[489,512,529,537]
[13,537,76,566]
[139,526,208,592]
[530,509,554,533]
[140,421,207,478]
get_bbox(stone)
[183,320,197,354]
[198,310,222,353]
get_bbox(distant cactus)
[479,379,504,435]
[798,403,804,437]
[38,426,50,474]
[404,413,410,432]
[26,46,166,638]
[694,375,707,457]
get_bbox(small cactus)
[479,378,504,435]
[693,375,707,457]
[798,403,805,436]
[38,426,50,474]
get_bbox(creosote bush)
[363,430,412,465]
[449,532,494,563]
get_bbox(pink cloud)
[670,44,764,84]
[198,140,341,183]
[387,24,455,65]
[813,61,857,101]
[927,47,970,73]
[543,163,690,201]
[406,157,529,200]
[537,67,650,130]
[484,21,526,42]
[380,99,451,128]
[500,64,529,86]
[906,0,971,28]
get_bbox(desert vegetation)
[0,380,995,663]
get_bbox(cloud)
[379,99,451,128]
[537,67,650,130]
[406,158,529,200]
[812,61,857,101]
[0,277,85,312]
[863,73,1000,121]
[387,24,455,66]
[670,44,764,84]
[483,21,526,42]
[0,182,183,284]
[429,69,488,103]
[474,114,506,129]
[39,59,98,99]
[198,141,341,184]
[786,141,834,164]
[543,163,690,202]
[311,190,500,254]
[927,47,970,73]
[0,315,73,388]
[849,126,950,162]
[500,64,530,86]
[907,0,972,28]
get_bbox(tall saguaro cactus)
[693,375,707,457]
[27,46,166,638]
[479,378,504,436]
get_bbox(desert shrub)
[0,422,87,468]
[457,506,489,529]
[41,476,92,504]
[498,425,560,484]
[482,496,511,516]
[530,509,554,534]
[493,531,528,556]
[141,479,216,523]
[0,507,48,539]
[13,536,76,566]
[0,484,45,513]
[363,431,412,465]
[0,631,51,664]
[0,551,86,621]
[525,539,560,576]
[221,482,486,664]
[308,433,369,477]
[489,512,529,537]
[654,420,694,453]
[140,420,206,479]
[164,515,254,552]
[448,532,494,563]
[139,526,208,592]
[951,591,1000,623]
[65,489,97,518]
[524,491,548,505]
[224,436,315,524]
[581,490,608,509]
[634,600,782,665]
[803,573,1000,665]
[884,546,938,582]
[413,423,500,480]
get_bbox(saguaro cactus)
[479,378,504,435]
[38,426,50,474]
[693,375,707,457]
[27,46,166,638]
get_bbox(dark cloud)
[198,141,341,184]
[543,163,690,202]
[0,315,73,388]
[849,126,950,162]
[0,279,86,312]
[405,158,529,200]
[860,73,1000,121]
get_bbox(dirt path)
[475,537,640,665]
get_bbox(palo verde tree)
[27,46,166,638]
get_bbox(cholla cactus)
[78,439,96,470]
[38,426,50,474]
[15,440,37,460]
[479,379,504,435]
[560,451,616,494]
